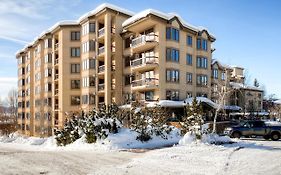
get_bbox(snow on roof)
[16,3,134,56]
[122,9,215,39]
[229,82,263,91]
[274,99,281,105]
[78,3,134,22]
[211,59,233,70]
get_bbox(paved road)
[0,143,140,175]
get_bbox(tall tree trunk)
[212,110,219,134]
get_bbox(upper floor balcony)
[98,28,105,38]
[131,78,159,91]
[130,55,158,72]
[98,46,105,57]
[131,33,158,52]
[98,83,105,93]
[54,43,59,51]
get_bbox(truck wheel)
[232,132,241,139]
[271,132,280,141]
[263,135,270,140]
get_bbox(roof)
[229,82,263,92]
[274,99,281,104]
[211,59,233,70]
[122,9,215,40]
[16,3,135,56]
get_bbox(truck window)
[252,121,264,128]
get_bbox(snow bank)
[0,128,181,151]
[179,132,234,145]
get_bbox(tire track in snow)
[223,146,244,173]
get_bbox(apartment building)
[211,60,264,113]
[16,3,216,136]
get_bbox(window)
[82,58,96,70]
[186,54,192,65]
[197,93,208,98]
[186,73,192,84]
[166,48,179,62]
[145,91,154,101]
[197,74,208,86]
[89,23,95,33]
[71,80,80,89]
[186,92,193,98]
[166,90,179,101]
[197,57,208,69]
[82,95,88,104]
[213,69,218,79]
[71,48,80,57]
[187,35,192,46]
[221,72,226,81]
[166,69,179,83]
[45,83,52,92]
[197,38,208,51]
[44,53,52,63]
[44,68,52,77]
[166,27,179,41]
[44,38,52,48]
[82,77,95,87]
[82,41,95,53]
[71,31,80,41]
[71,96,80,105]
[71,64,80,73]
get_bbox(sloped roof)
[230,82,263,92]
[122,9,215,40]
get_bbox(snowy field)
[0,135,280,175]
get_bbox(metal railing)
[54,43,59,50]
[98,46,105,55]
[98,65,105,73]
[98,28,105,37]
[54,74,59,80]
[132,78,159,87]
[130,56,158,67]
[131,33,158,48]
[98,83,105,91]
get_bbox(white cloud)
[0,77,17,100]
[0,35,28,45]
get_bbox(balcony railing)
[54,104,59,110]
[131,56,158,67]
[131,33,158,48]
[54,43,59,50]
[98,84,105,91]
[54,74,59,80]
[98,46,105,55]
[98,65,105,73]
[54,59,59,65]
[55,89,59,95]
[98,28,105,37]
[132,78,159,87]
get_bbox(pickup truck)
[224,120,281,141]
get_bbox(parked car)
[224,120,281,141]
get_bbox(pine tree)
[182,97,204,139]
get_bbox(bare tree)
[6,88,18,118]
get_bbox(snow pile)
[179,132,234,146]
[265,121,281,126]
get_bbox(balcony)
[130,56,158,71]
[131,78,159,91]
[131,33,158,52]
[98,46,105,57]
[54,104,59,110]
[54,74,59,81]
[55,89,59,96]
[98,28,105,38]
[54,43,59,51]
[98,84,105,91]
[98,65,105,73]
[54,59,59,65]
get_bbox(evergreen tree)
[254,78,260,87]
[182,97,204,139]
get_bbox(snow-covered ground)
[0,134,280,175]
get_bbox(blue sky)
[0,0,280,100]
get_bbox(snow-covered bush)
[130,105,174,142]
[181,97,204,139]
[55,104,122,146]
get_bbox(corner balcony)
[130,56,158,72]
[98,28,105,42]
[131,78,159,91]
[98,65,105,77]
[54,43,59,51]
[98,46,105,58]
[98,83,105,93]
[131,33,158,52]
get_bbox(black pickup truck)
[224,120,281,141]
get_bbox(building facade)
[16,3,217,137]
